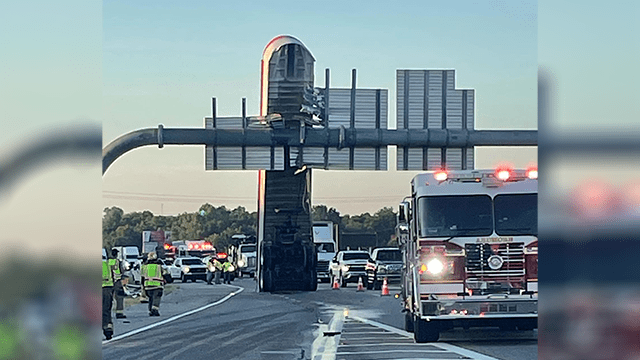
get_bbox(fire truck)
[398,167,538,342]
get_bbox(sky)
[101,0,538,216]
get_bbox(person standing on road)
[222,258,233,284]
[102,257,115,340]
[109,248,127,319]
[141,251,167,316]
[213,256,224,284]
[206,254,217,285]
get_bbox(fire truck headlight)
[183,266,190,273]
[426,258,444,275]
[238,260,245,267]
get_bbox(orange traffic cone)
[332,276,340,290]
[381,277,390,296]
[356,277,365,292]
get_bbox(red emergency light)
[526,166,538,180]
[164,243,170,250]
[433,170,448,182]
[217,252,227,259]
[494,164,514,181]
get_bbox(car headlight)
[426,258,444,275]
[238,260,245,267]
[341,265,350,272]
[183,266,190,273]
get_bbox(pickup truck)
[365,247,403,290]
[329,250,369,287]
[166,257,208,283]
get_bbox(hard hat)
[147,251,157,260]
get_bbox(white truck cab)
[313,222,337,283]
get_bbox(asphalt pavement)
[102,278,537,360]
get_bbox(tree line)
[103,204,398,251]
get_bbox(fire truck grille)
[317,261,329,272]
[465,243,525,286]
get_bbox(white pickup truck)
[166,257,208,283]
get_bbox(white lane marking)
[335,349,453,355]
[102,284,243,345]
[310,308,345,360]
[347,315,501,360]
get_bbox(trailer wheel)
[414,318,440,343]
[404,313,414,332]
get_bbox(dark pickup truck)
[365,247,403,290]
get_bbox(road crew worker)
[213,256,224,284]
[206,254,217,285]
[222,258,234,284]
[141,251,167,317]
[109,248,128,319]
[102,256,115,340]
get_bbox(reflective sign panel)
[396,69,475,170]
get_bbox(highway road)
[102,278,536,360]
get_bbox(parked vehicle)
[329,250,369,287]
[314,222,337,283]
[366,247,402,290]
[166,257,208,283]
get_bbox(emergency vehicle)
[398,167,538,342]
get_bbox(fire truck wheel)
[414,318,440,343]
[404,313,414,332]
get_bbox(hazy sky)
[102,0,538,216]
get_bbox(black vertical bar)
[461,89,468,170]
[324,68,330,169]
[212,97,217,170]
[242,97,246,169]
[403,70,409,130]
[286,44,295,78]
[242,98,247,129]
[350,69,356,170]
[270,146,275,170]
[442,71,447,129]
[375,89,381,170]
[462,148,467,170]
[403,147,409,170]
[441,148,446,169]
[325,68,330,127]
[284,146,290,170]
[423,147,428,170]
[462,90,468,130]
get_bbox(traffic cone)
[381,277,390,296]
[356,277,365,292]
[332,276,340,290]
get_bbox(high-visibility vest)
[108,258,121,277]
[142,263,163,288]
[102,260,114,287]
[214,260,223,271]
[223,262,232,272]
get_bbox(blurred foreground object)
[0,122,102,201]
[538,68,640,359]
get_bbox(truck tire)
[308,270,318,291]
[404,313,414,332]
[414,318,440,343]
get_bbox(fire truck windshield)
[418,195,493,237]
[494,193,538,236]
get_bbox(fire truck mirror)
[398,202,410,225]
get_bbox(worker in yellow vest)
[222,258,234,284]
[141,252,167,316]
[102,258,115,339]
[109,248,128,319]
